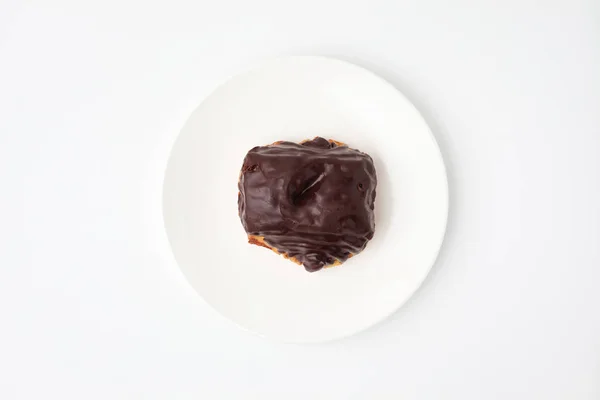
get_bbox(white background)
[1,0,599,399]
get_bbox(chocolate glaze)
[238,137,377,272]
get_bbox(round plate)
[163,56,448,343]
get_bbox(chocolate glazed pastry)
[238,137,377,272]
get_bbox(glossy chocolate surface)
[238,137,377,272]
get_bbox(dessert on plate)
[238,137,377,272]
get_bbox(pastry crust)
[247,234,348,268]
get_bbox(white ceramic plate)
[163,56,448,343]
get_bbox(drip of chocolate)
[238,137,377,272]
